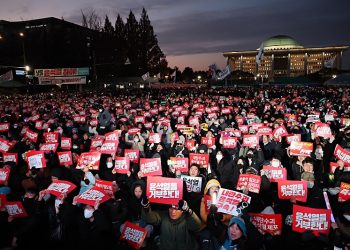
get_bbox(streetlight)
[25,65,30,72]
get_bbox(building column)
[240,55,243,71]
[322,52,326,70]
[337,51,342,69]
[304,53,308,75]
[287,53,291,77]
[271,54,274,78]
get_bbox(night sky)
[1,0,349,71]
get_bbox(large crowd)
[0,86,350,250]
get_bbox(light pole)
[19,32,26,68]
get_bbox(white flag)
[209,64,217,80]
[125,58,131,65]
[218,65,231,80]
[142,72,150,81]
[0,70,14,82]
[324,56,336,68]
[256,43,264,65]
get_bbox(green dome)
[262,35,303,50]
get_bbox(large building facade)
[223,35,349,80]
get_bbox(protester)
[0,86,350,249]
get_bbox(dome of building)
[261,35,303,50]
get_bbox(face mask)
[307,182,314,189]
[237,164,244,169]
[73,145,78,149]
[55,199,63,212]
[134,138,139,143]
[343,214,350,221]
[106,162,113,169]
[247,154,254,159]
[176,145,183,151]
[216,154,223,162]
[84,208,94,219]
[99,109,103,113]
[271,160,280,168]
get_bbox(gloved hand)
[178,200,189,212]
[141,197,150,209]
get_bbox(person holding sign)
[141,197,201,250]
[69,195,113,250]
[122,181,153,247]
[125,132,146,157]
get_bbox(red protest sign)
[114,157,130,174]
[216,188,251,216]
[95,179,114,196]
[290,141,313,157]
[120,221,147,249]
[76,186,110,206]
[0,138,12,153]
[0,168,10,184]
[60,137,72,150]
[338,182,350,202]
[221,107,231,114]
[262,166,287,182]
[144,122,153,129]
[57,151,73,166]
[26,150,46,169]
[278,180,308,202]
[189,117,199,126]
[44,132,59,143]
[185,140,196,150]
[201,137,216,148]
[257,126,272,136]
[146,176,183,205]
[77,151,101,170]
[3,152,18,165]
[249,213,282,235]
[26,129,39,143]
[0,194,6,210]
[236,174,261,194]
[0,122,10,132]
[292,205,331,236]
[222,137,237,149]
[134,116,145,124]
[329,162,338,173]
[128,128,141,135]
[273,125,289,139]
[140,158,162,176]
[100,141,119,154]
[105,130,120,142]
[242,135,259,147]
[40,143,59,153]
[286,134,301,144]
[47,180,76,197]
[334,144,350,166]
[315,123,332,138]
[124,149,140,163]
[239,125,249,134]
[90,137,104,149]
[35,120,43,130]
[5,201,28,218]
[169,157,189,173]
[148,133,161,143]
[203,195,212,213]
[189,153,209,168]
